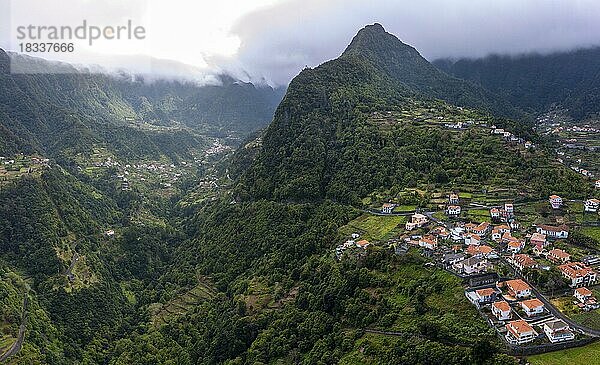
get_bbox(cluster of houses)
[491,126,534,149]
[336,233,370,259]
[446,193,461,216]
[467,279,578,345]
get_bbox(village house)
[490,208,501,220]
[419,235,438,250]
[548,249,571,264]
[405,213,429,230]
[467,288,498,307]
[596,180,600,189]
[504,203,514,215]
[505,320,537,345]
[430,226,450,239]
[492,300,511,321]
[502,231,515,243]
[536,224,569,239]
[549,195,563,209]
[585,198,600,213]
[467,245,494,258]
[447,205,461,216]
[449,193,460,205]
[559,262,598,288]
[443,253,465,267]
[472,222,491,236]
[508,254,538,271]
[524,141,533,149]
[356,240,370,249]
[458,257,488,275]
[381,203,395,214]
[530,233,548,250]
[491,228,502,242]
[507,239,524,254]
[496,224,511,234]
[464,223,477,232]
[502,279,532,299]
[464,233,482,246]
[543,320,575,343]
[509,220,520,230]
[574,287,600,311]
[450,226,466,241]
[520,298,545,317]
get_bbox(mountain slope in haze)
[0,49,283,160]
[434,48,600,120]
[236,24,587,204]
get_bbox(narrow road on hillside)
[0,295,28,362]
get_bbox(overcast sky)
[1,0,599,85]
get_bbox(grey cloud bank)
[224,0,600,85]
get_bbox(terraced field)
[151,281,217,326]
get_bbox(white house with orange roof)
[585,198,600,212]
[549,195,563,209]
[548,249,571,264]
[530,233,547,250]
[507,239,524,254]
[405,213,429,230]
[466,287,498,307]
[520,298,544,317]
[355,240,370,249]
[447,205,461,216]
[381,203,396,214]
[490,208,501,220]
[559,262,598,287]
[503,279,532,299]
[467,245,494,258]
[536,224,569,239]
[449,193,459,205]
[491,228,502,242]
[472,222,491,236]
[492,301,511,321]
[505,320,537,344]
[419,235,438,250]
[508,254,538,271]
[464,233,482,246]
[574,287,600,311]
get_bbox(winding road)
[0,295,28,362]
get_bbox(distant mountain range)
[434,47,600,120]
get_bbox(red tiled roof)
[521,298,544,310]
[476,288,496,297]
[493,301,511,312]
[505,279,531,293]
[506,320,534,337]
[575,287,593,296]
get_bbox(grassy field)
[580,227,600,242]
[340,214,407,242]
[466,209,489,222]
[528,340,600,365]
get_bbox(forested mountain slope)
[434,47,600,120]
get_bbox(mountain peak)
[343,23,418,61]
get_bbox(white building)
[543,320,575,343]
[585,199,600,213]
